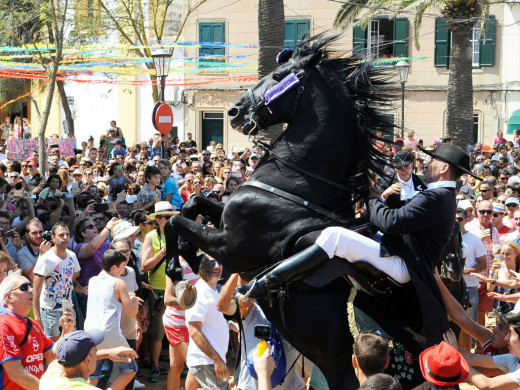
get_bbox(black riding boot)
[237,244,330,299]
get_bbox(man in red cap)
[420,340,469,390]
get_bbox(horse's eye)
[272,74,282,81]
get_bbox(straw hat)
[174,281,197,310]
[111,220,140,241]
[148,201,180,221]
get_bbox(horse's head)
[228,46,323,136]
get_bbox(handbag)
[246,324,287,388]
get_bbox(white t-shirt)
[493,353,520,388]
[462,231,487,288]
[185,279,229,367]
[33,248,81,311]
[119,267,138,340]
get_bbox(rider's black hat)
[419,143,480,180]
[393,150,414,167]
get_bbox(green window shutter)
[393,18,409,57]
[479,15,495,67]
[284,19,310,49]
[434,18,450,67]
[199,22,225,68]
[353,25,366,55]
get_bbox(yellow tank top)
[147,229,166,291]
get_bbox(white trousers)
[315,227,411,284]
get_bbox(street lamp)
[395,60,410,138]
[151,47,172,102]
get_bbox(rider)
[239,144,480,345]
[383,149,426,208]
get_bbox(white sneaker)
[134,379,145,389]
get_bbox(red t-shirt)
[0,310,54,390]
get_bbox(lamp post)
[395,60,410,138]
[151,47,172,102]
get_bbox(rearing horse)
[166,35,427,389]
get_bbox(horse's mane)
[293,34,397,197]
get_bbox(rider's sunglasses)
[456,217,464,222]
[11,282,32,292]
[478,209,493,215]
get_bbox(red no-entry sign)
[152,103,174,135]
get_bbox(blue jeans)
[465,286,479,322]
[41,308,62,337]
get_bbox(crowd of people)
[3,118,520,390]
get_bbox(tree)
[0,0,71,170]
[257,0,285,141]
[334,0,489,147]
[97,0,207,102]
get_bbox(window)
[284,19,310,50]
[198,22,225,70]
[434,16,495,68]
[473,113,480,144]
[353,17,409,60]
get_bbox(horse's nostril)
[228,107,239,117]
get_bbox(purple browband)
[263,72,301,106]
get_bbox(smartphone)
[93,203,108,212]
[62,299,73,313]
[254,324,272,341]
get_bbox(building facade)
[181,0,520,149]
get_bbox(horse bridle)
[245,60,313,136]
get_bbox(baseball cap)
[506,197,520,206]
[57,329,104,367]
[111,138,123,145]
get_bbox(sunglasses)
[478,210,493,215]
[11,282,32,292]
[10,175,19,179]
[507,203,519,207]
[480,189,491,193]
[93,217,106,221]
[456,217,465,222]
[85,224,96,230]
[209,259,221,266]
[500,177,509,181]
[493,213,502,218]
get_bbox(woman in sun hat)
[141,201,179,382]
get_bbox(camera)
[42,231,53,242]
[254,324,272,341]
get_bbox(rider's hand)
[382,183,402,199]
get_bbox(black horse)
[166,35,435,389]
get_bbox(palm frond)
[412,0,440,49]
[333,0,373,29]
[478,0,490,38]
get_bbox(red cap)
[68,165,79,172]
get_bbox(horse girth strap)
[241,180,351,224]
